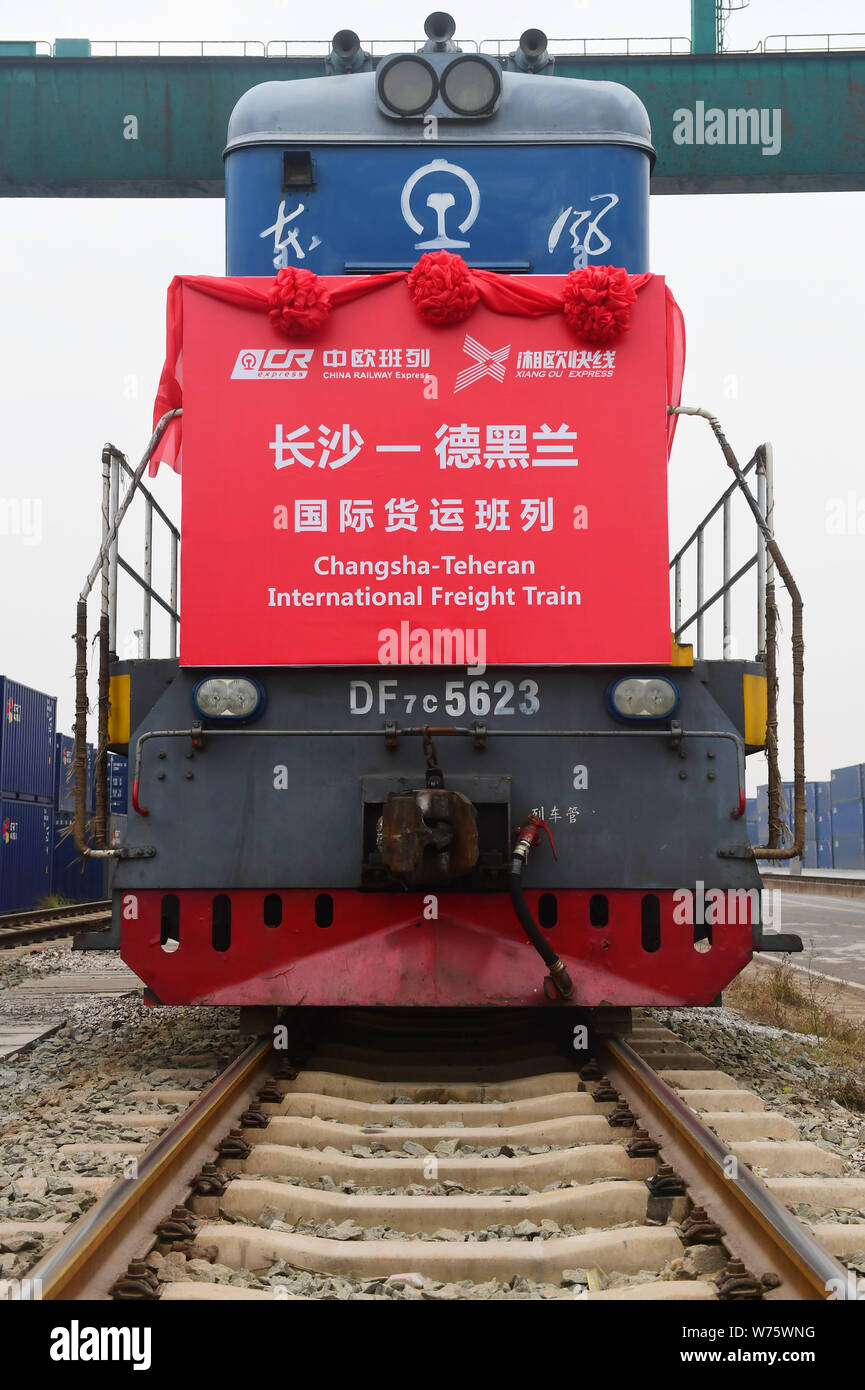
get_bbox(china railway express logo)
[2,817,17,844]
[5,696,20,723]
[231,348,314,380]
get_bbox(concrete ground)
[767,892,865,989]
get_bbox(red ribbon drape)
[151,266,685,475]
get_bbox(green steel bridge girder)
[1,51,863,197]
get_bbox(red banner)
[177,274,673,667]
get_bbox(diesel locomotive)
[77,15,803,1019]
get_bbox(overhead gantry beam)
[0,50,863,197]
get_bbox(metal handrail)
[480,36,691,57]
[130,725,747,823]
[263,36,480,57]
[37,33,865,60]
[81,39,267,58]
[112,454,180,661]
[74,410,181,861]
[763,31,865,52]
[670,451,770,660]
[669,409,804,864]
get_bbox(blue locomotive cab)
[224,20,653,278]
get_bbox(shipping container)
[53,813,105,902]
[831,764,865,804]
[830,799,865,839]
[0,797,53,911]
[832,834,865,871]
[755,782,797,820]
[107,812,127,848]
[803,840,818,867]
[54,732,75,812]
[87,744,96,814]
[54,734,96,815]
[817,839,833,868]
[0,677,56,802]
[755,808,793,862]
[816,808,833,837]
[814,781,831,818]
[107,753,128,815]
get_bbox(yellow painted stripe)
[108,673,131,745]
[743,672,768,746]
[670,636,694,667]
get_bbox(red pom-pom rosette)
[407,250,479,325]
[267,266,332,336]
[562,265,637,344]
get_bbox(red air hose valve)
[514,813,558,861]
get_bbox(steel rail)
[0,899,110,930]
[23,1037,273,1301]
[0,913,110,949]
[597,1034,852,1300]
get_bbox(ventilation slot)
[694,917,712,953]
[212,894,231,952]
[160,894,180,953]
[263,894,283,928]
[537,893,557,929]
[641,894,661,953]
[315,893,334,928]
[589,894,609,928]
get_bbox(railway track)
[18,1010,865,1302]
[0,900,111,950]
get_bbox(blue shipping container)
[55,734,96,814]
[832,834,865,871]
[815,781,832,817]
[803,840,817,867]
[107,753,128,814]
[816,808,833,836]
[53,813,105,902]
[0,677,56,801]
[54,732,74,811]
[756,783,795,818]
[831,800,865,839]
[831,764,865,804]
[817,839,833,868]
[0,797,53,910]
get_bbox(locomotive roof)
[225,70,653,158]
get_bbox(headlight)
[377,55,438,116]
[440,56,501,115]
[606,677,679,722]
[192,677,265,722]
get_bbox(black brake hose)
[509,854,573,998]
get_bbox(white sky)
[0,0,863,789]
